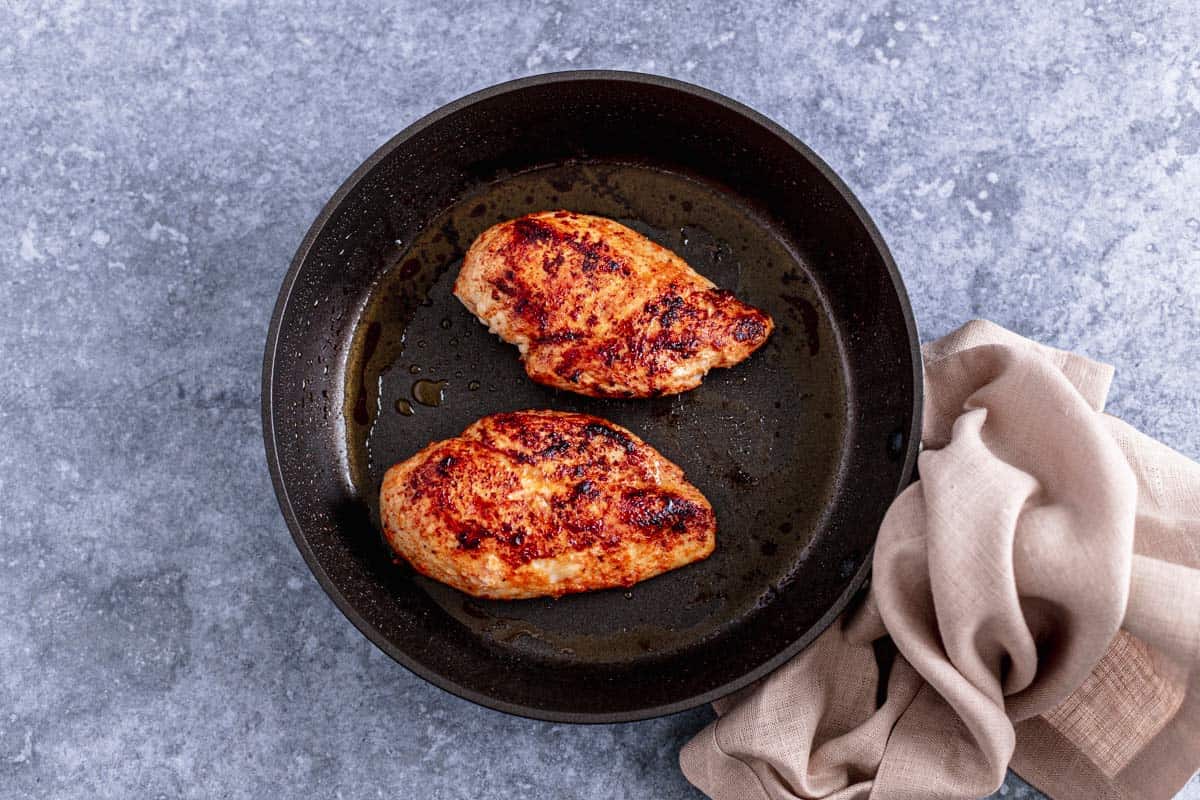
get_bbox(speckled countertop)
[1,1,1197,798]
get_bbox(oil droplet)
[409,364,421,374]
[623,591,633,599]
[417,339,427,348]
[412,379,448,407]
[394,398,415,416]
[468,380,481,391]
[440,318,452,329]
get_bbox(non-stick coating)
[263,71,921,722]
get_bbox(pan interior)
[342,160,847,665]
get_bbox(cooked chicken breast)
[454,211,774,398]
[380,410,716,599]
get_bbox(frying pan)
[262,71,921,722]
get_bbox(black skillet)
[262,71,921,722]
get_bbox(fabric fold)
[681,320,1200,800]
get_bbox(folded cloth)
[680,320,1200,800]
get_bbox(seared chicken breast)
[454,211,774,398]
[380,410,716,599]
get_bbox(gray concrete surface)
[1,1,1197,798]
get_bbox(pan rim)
[261,69,923,724]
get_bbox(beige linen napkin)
[680,320,1200,800]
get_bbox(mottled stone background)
[1,1,1197,798]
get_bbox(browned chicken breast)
[380,410,716,599]
[454,211,774,398]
